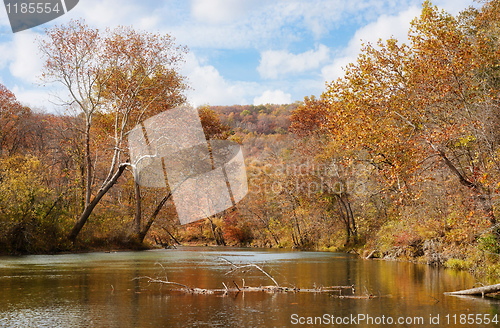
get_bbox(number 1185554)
[445,313,498,325]
[5,2,61,14]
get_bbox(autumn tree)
[0,84,34,156]
[96,26,188,243]
[198,105,231,140]
[39,20,189,243]
[291,0,500,250]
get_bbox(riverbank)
[353,241,500,284]
[2,230,499,285]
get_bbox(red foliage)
[222,213,252,245]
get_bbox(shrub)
[444,258,471,271]
[477,234,500,254]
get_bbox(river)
[0,247,498,327]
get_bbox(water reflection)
[0,247,498,327]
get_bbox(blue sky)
[0,0,475,113]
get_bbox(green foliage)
[0,155,65,253]
[478,233,500,254]
[445,258,472,271]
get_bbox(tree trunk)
[336,195,352,244]
[291,232,298,247]
[162,226,182,245]
[445,283,500,296]
[345,196,357,237]
[136,192,172,243]
[67,161,128,243]
[254,214,280,247]
[216,226,226,246]
[84,121,92,209]
[288,193,303,246]
[79,161,85,214]
[208,218,225,246]
[41,192,65,222]
[134,181,141,235]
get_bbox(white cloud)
[172,0,418,49]
[182,52,259,106]
[320,1,477,83]
[11,85,55,111]
[258,44,331,79]
[435,0,478,15]
[182,53,297,106]
[0,0,477,111]
[321,6,420,82]
[0,5,9,29]
[253,90,291,105]
[0,41,13,70]
[64,0,148,29]
[9,31,43,83]
[191,0,261,24]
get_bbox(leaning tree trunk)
[67,162,129,243]
[135,192,172,243]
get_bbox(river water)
[0,247,498,327]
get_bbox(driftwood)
[131,259,384,299]
[134,279,356,296]
[220,257,280,287]
[365,250,379,259]
[134,278,381,299]
[445,283,500,296]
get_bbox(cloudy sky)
[0,0,476,113]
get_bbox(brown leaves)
[289,96,329,137]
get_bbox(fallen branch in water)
[133,276,192,292]
[445,283,500,296]
[132,258,382,298]
[132,262,192,291]
[219,257,280,287]
[144,284,356,295]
